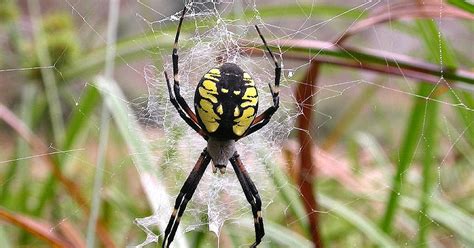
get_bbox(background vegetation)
[0,0,473,247]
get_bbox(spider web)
[0,0,473,247]
[132,1,474,247]
[134,1,297,246]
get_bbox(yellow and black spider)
[162,6,280,248]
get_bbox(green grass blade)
[96,76,189,248]
[447,0,474,14]
[380,84,426,234]
[417,91,439,247]
[367,192,474,246]
[414,18,474,145]
[414,19,462,246]
[319,194,398,248]
[237,220,313,247]
[1,84,37,208]
[26,0,65,144]
[430,198,474,245]
[31,172,57,217]
[32,85,100,217]
[264,221,313,247]
[86,105,110,248]
[87,0,120,245]
[452,91,474,146]
[259,150,309,230]
[0,226,12,248]
[63,85,100,150]
[399,196,474,246]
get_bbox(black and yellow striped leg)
[171,6,199,125]
[164,72,208,139]
[162,149,212,248]
[230,153,265,247]
[243,26,281,137]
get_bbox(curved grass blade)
[96,76,189,248]
[0,207,74,247]
[319,194,398,248]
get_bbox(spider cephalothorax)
[162,6,280,248]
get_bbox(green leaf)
[96,76,189,248]
[259,150,309,230]
[1,84,37,208]
[399,196,474,246]
[380,84,427,234]
[237,220,313,247]
[447,0,474,14]
[319,194,398,248]
[63,85,101,150]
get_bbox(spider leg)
[164,72,208,139]
[244,26,281,137]
[171,6,200,125]
[230,152,265,247]
[162,149,211,248]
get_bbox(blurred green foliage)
[0,1,473,248]
[24,12,80,81]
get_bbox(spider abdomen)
[194,63,259,140]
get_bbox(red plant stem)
[295,61,323,248]
[243,47,472,89]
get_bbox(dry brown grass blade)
[0,207,73,247]
[285,52,449,85]
[294,61,323,248]
[57,220,87,248]
[337,1,474,44]
[0,104,116,248]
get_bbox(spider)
[162,6,280,248]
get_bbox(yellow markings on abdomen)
[233,107,256,136]
[196,68,260,137]
[217,105,223,115]
[243,73,255,86]
[204,74,220,81]
[234,107,240,117]
[232,81,258,136]
[209,68,220,75]
[197,99,221,133]
[203,68,221,82]
[241,87,258,108]
[198,87,218,103]
[203,80,217,91]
